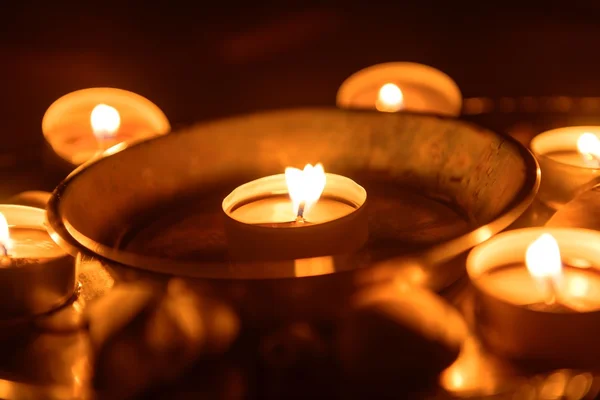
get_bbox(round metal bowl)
[46,108,538,323]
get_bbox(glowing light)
[577,132,600,165]
[285,163,326,218]
[376,83,403,112]
[91,104,121,139]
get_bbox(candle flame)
[376,83,403,112]
[576,132,600,164]
[525,233,562,281]
[91,104,121,139]
[0,213,12,254]
[285,163,326,219]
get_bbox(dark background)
[2,2,600,173]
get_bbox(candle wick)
[296,202,306,223]
[544,277,558,305]
[0,244,8,257]
[96,134,105,154]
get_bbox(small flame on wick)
[525,233,562,304]
[285,163,327,222]
[577,132,600,165]
[376,83,403,112]
[0,213,12,256]
[91,104,121,140]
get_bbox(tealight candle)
[0,205,75,319]
[530,127,600,209]
[42,87,170,167]
[222,163,368,261]
[467,227,600,368]
[336,62,462,116]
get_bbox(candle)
[336,62,462,116]
[231,195,356,225]
[0,219,65,264]
[0,205,75,319]
[467,227,600,368]
[222,163,368,261]
[42,87,170,167]
[530,127,600,209]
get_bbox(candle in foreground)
[222,163,368,261]
[42,87,170,167]
[336,62,462,116]
[0,205,75,318]
[467,227,600,368]
[530,127,600,209]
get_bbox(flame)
[0,213,11,253]
[91,104,121,139]
[376,83,403,112]
[284,163,326,218]
[525,233,562,281]
[577,132,600,163]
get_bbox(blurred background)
[2,2,600,185]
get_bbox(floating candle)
[467,227,600,368]
[336,62,462,116]
[0,205,75,319]
[530,127,600,209]
[222,164,368,261]
[42,87,170,167]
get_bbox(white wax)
[230,196,356,225]
[478,264,600,312]
[545,150,600,169]
[1,227,66,265]
[53,122,151,165]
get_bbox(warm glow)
[285,163,327,217]
[577,132,600,163]
[0,213,11,253]
[568,275,589,298]
[525,233,562,280]
[376,83,403,112]
[91,104,121,139]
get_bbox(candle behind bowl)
[42,87,170,168]
[530,127,600,209]
[0,205,75,319]
[336,62,462,116]
[467,227,600,368]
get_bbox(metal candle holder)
[467,227,600,368]
[0,205,75,319]
[222,172,368,261]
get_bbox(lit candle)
[42,87,170,167]
[0,213,66,265]
[336,62,462,116]
[530,126,600,209]
[0,205,75,318]
[467,227,600,368]
[477,234,600,311]
[222,163,368,261]
[375,83,404,112]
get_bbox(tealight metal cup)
[0,205,76,319]
[467,227,600,368]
